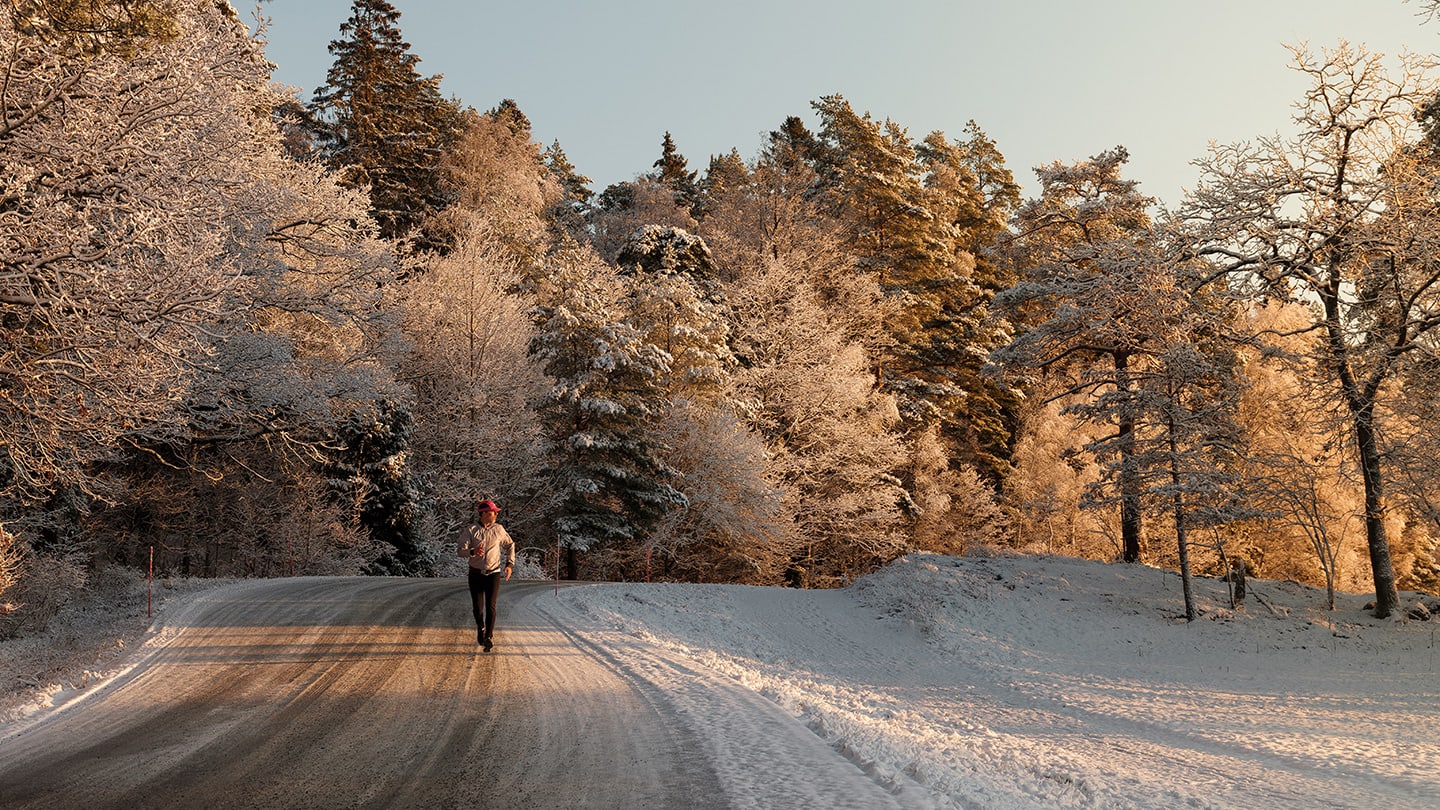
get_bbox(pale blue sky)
[248,0,1433,206]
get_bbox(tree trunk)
[1321,279,1399,618]
[1353,407,1400,618]
[1169,416,1195,621]
[1115,351,1142,563]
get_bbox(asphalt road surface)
[0,577,728,809]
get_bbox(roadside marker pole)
[555,540,560,596]
[147,546,153,618]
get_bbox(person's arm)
[456,527,474,558]
[502,529,515,579]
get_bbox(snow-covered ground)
[4,551,1438,808]
[536,551,1440,809]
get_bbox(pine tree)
[652,131,699,212]
[487,97,531,137]
[768,115,825,180]
[995,148,1158,563]
[1072,280,1255,618]
[5,0,178,56]
[911,127,1022,478]
[809,96,1021,479]
[310,0,461,252]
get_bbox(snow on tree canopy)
[616,225,716,279]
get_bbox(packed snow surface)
[537,552,1440,809]
[4,551,1437,808]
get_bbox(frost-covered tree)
[587,177,697,263]
[906,425,1007,555]
[645,400,787,583]
[2,1,229,513]
[433,102,562,272]
[998,148,1256,608]
[1181,43,1440,618]
[1388,349,1440,595]
[1003,396,1112,557]
[688,124,915,582]
[396,219,550,551]
[610,225,783,579]
[529,248,686,577]
[1128,324,1254,620]
[0,523,20,616]
[727,253,908,586]
[697,118,842,279]
[310,0,461,252]
[2,1,412,598]
[995,148,1158,563]
[616,226,730,399]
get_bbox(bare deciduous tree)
[1182,43,1440,618]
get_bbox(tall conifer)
[310,0,460,252]
[809,96,1020,476]
[653,131,699,212]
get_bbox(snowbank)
[539,551,1440,809]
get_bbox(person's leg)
[482,571,502,648]
[467,567,485,644]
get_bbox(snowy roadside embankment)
[540,552,1440,810]
[0,572,239,726]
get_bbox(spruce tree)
[310,0,460,252]
[543,139,593,237]
[653,131,699,212]
[324,400,427,576]
[616,226,731,399]
[530,252,686,576]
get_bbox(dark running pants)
[467,568,502,642]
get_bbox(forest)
[4,0,1440,640]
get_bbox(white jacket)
[456,523,515,574]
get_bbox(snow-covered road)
[0,578,757,809]
[3,553,1437,809]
